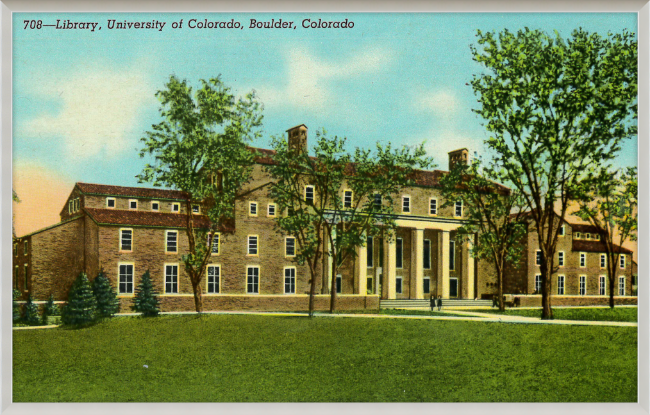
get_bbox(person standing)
[437,295,442,311]
[430,295,435,311]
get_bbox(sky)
[12,12,638,237]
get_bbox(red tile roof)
[84,208,234,232]
[77,182,189,200]
[572,239,632,255]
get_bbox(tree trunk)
[540,260,553,320]
[497,264,505,312]
[608,259,616,309]
[308,262,317,317]
[192,279,204,313]
[330,259,338,313]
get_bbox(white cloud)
[415,90,459,119]
[254,46,393,112]
[409,128,486,170]
[18,62,156,159]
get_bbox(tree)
[61,273,97,326]
[267,129,431,314]
[13,289,22,323]
[132,271,160,317]
[574,166,637,308]
[92,270,120,318]
[138,75,263,313]
[440,158,527,311]
[42,294,61,325]
[470,28,637,319]
[22,295,41,326]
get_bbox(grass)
[13,314,636,402]
[480,307,638,322]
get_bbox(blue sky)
[13,12,638,189]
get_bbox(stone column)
[438,230,450,299]
[462,238,475,299]
[385,237,396,299]
[357,241,367,295]
[410,228,424,299]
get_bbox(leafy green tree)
[470,28,637,319]
[61,273,97,326]
[22,295,41,326]
[138,75,263,313]
[13,289,22,323]
[42,294,61,325]
[132,271,160,317]
[574,167,637,308]
[440,158,527,311]
[92,270,120,318]
[267,129,431,314]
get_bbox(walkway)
[13,308,637,329]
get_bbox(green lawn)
[481,307,638,322]
[13,314,636,402]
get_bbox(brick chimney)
[448,148,469,170]
[286,124,308,154]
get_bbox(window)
[367,237,373,268]
[208,233,220,255]
[207,265,220,294]
[13,243,17,257]
[455,200,463,217]
[68,200,73,214]
[579,275,586,296]
[118,264,134,294]
[402,196,411,213]
[267,204,276,217]
[367,278,373,294]
[535,275,542,293]
[166,230,178,253]
[192,205,200,214]
[580,253,586,268]
[129,199,138,210]
[429,198,437,215]
[24,264,28,290]
[424,239,431,269]
[396,238,403,269]
[305,185,314,203]
[586,233,591,240]
[559,225,565,236]
[120,229,132,251]
[248,235,258,256]
[74,198,80,212]
[249,202,258,216]
[106,197,116,208]
[557,275,565,295]
[247,266,259,294]
[343,190,353,208]
[536,250,542,266]
[619,276,625,296]
[285,237,296,257]
[423,278,431,294]
[595,234,600,241]
[599,276,606,295]
[165,264,178,294]
[284,267,296,294]
[396,277,403,294]
[600,254,606,269]
[24,240,28,256]
[620,254,626,269]
[336,275,342,294]
[151,201,159,211]
[171,203,180,213]
[449,240,455,271]
[373,194,382,210]
[558,251,564,267]
[575,232,581,239]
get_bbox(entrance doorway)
[450,278,459,298]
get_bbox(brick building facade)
[12,124,636,311]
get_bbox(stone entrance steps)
[380,299,493,309]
